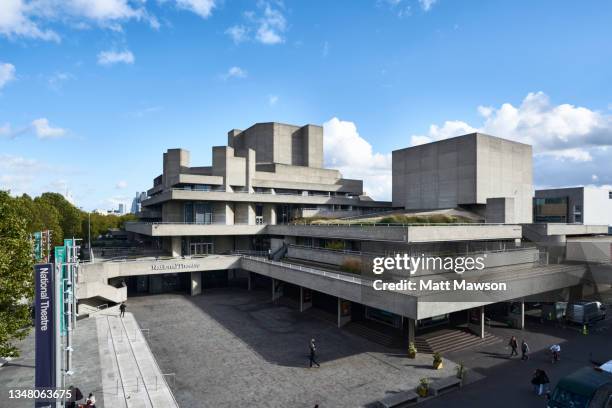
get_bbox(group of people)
[508,336,530,360]
[508,336,564,396]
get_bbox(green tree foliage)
[37,193,82,239]
[0,191,34,357]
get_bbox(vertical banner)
[34,232,42,261]
[54,246,67,336]
[35,263,56,390]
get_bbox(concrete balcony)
[524,223,609,237]
[125,222,267,237]
[268,223,522,243]
[141,188,390,207]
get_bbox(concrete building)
[535,186,612,233]
[126,122,391,256]
[392,133,533,223]
[78,124,609,354]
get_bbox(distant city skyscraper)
[130,192,147,214]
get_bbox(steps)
[96,309,178,408]
[415,328,501,354]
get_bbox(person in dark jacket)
[309,338,320,368]
[119,302,126,318]
[509,336,518,357]
[531,369,550,395]
[521,339,530,360]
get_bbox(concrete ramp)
[95,309,178,408]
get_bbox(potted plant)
[456,362,465,380]
[417,377,429,397]
[432,352,443,369]
[408,342,417,359]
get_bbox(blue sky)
[1,0,612,210]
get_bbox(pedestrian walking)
[531,369,550,395]
[508,336,518,357]
[309,338,320,368]
[119,302,126,318]
[521,339,530,360]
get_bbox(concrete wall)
[566,239,612,263]
[393,133,533,223]
[228,122,323,168]
[486,197,515,223]
[583,187,612,227]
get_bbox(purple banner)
[35,263,55,391]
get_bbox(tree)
[0,192,34,357]
[38,193,82,240]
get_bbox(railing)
[241,255,369,285]
[283,221,511,227]
[168,187,363,199]
[287,242,540,258]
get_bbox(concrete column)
[272,279,283,302]
[337,298,351,328]
[406,317,416,344]
[171,236,181,257]
[299,287,312,312]
[190,272,202,296]
[479,306,485,339]
[264,204,277,225]
[519,299,525,330]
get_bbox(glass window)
[184,202,194,223]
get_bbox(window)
[533,197,569,223]
[609,191,612,199]
[573,205,582,223]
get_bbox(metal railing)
[241,255,369,285]
[284,221,512,227]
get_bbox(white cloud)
[0,0,60,42]
[175,0,215,19]
[323,117,392,200]
[592,174,599,182]
[419,0,438,11]
[268,95,278,106]
[256,3,286,44]
[227,2,287,45]
[31,118,67,138]
[0,154,52,195]
[116,180,128,189]
[225,25,247,44]
[0,62,16,89]
[0,0,218,42]
[222,66,247,80]
[411,91,612,162]
[97,50,135,65]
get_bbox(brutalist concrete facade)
[392,133,533,223]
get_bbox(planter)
[417,386,428,397]
[408,350,417,359]
[433,361,443,370]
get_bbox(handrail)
[283,222,512,227]
[286,243,539,258]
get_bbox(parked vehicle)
[566,301,606,325]
[547,367,612,408]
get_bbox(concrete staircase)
[96,309,178,408]
[415,328,501,354]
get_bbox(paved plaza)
[127,289,458,408]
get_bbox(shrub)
[341,259,362,274]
